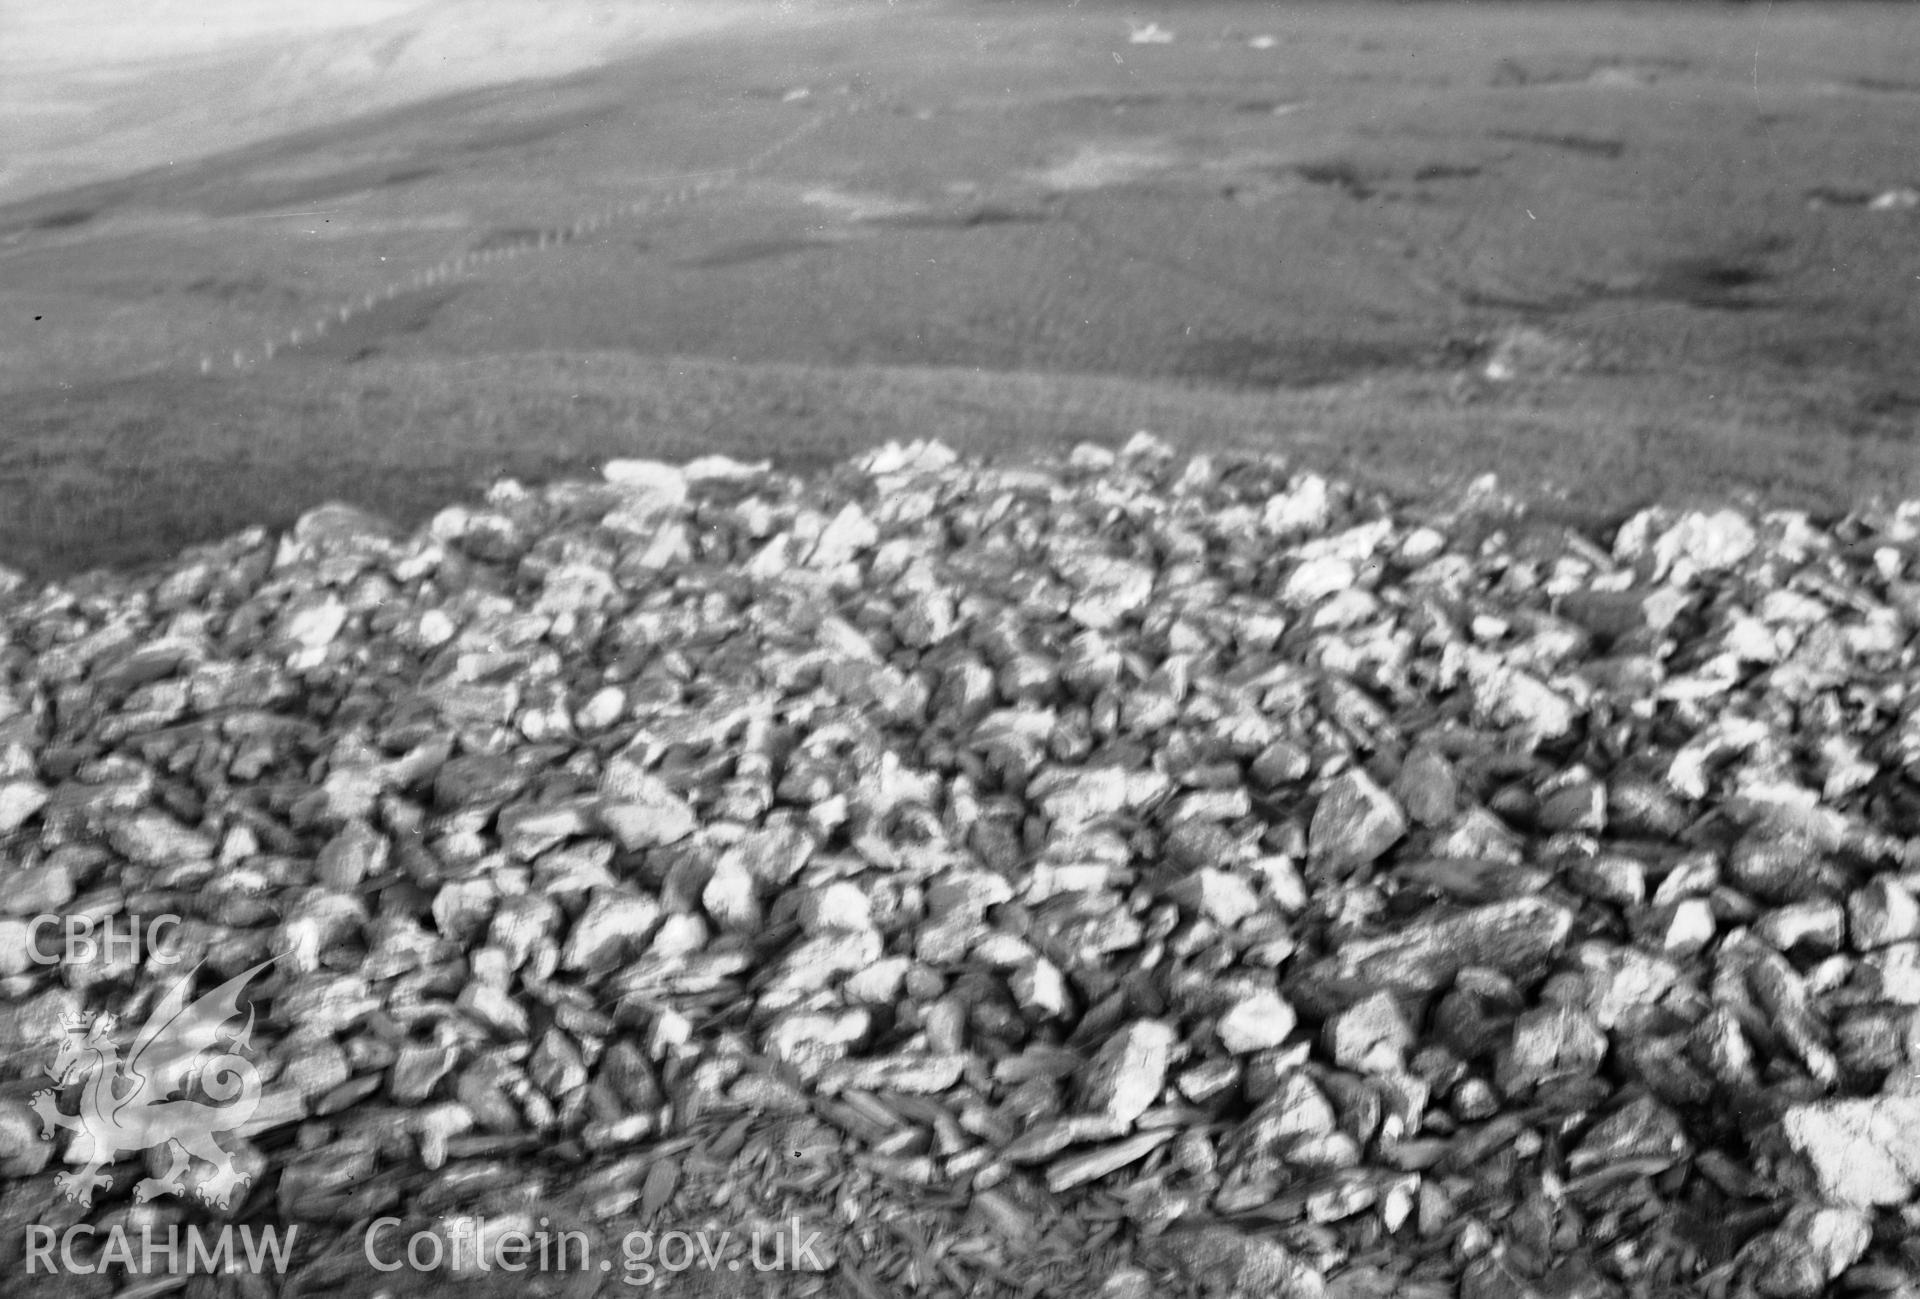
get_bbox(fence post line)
[185,107,830,380]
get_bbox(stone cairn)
[1,434,1918,1298]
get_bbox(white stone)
[1217,991,1297,1054]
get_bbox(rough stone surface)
[0,441,1917,1297]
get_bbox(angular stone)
[1754,900,1846,955]
[597,797,697,852]
[817,1053,966,1096]
[1569,1095,1690,1172]
[0,780,49,836]
[1651,510,1758,578]
[1733,1205,1872,1298]
[0,1097,49,1178]
[1218,991,1297,1055]
[1318,898,1575,996]
[1851,878,1920,949]
[1392,747,1457,827]
[602,459,690,507]
[1047,1129,1177,1192]
[1079,1020,1176,1125]
[1168,868,1261,927]
[1063,555,1155,630]
[1308,770,1408,871]
[106,810,213,866]
[560,890,660,974]
[432,753,529,810]
[317,818,389,890]
[0,860,72,917]
[457,983,530,1039]
[1495,1004,1607,1096]
[391,1041,461,1104]
[1536,775,1605,833]
[1779,1096,1920,1206]
[1326,992,1415,1076]
[1160,1225,1325,1299]
[280,593,349,649]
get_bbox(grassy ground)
[4,351,1913,579]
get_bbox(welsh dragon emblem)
[31,960,271,1209]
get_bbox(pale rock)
[842,956,912,1004]
[280,594,349,649]
[1263,476,1334,538]
[1011,957,1072,1019]
[316,818,388,890]
[0,1096,49,1177]
[808,503,879,569]
[682,454,769,481]
[1496,1003,1608,1096]
[1079,1020,1177,1125]
[562,891,660,972]
[597,797,697,851]
[796,881,873,934]
[1734,1205,1872,1299]
[1161,1225,1325,1299]
[106,810,213,866]
[1569,1095,1690,1171]
[860,440,958,478]
[0,780,49,835]
[1392,748,1456,827]
[1326,992,1414,1075]
[602,459,690,506]
[1065,557,1155,630]
[701,855,760,931]
[1217,991,1297,1054]
[456,982,529,1039]
[0,860,72,916]
[1652,510,1759,580]
[1283,556,1356,606]
[1780,1096,1920,1206]
[818,1053,965,1096]
[1851,878,1920,949]
[1308,770,1408,871]
[765,1008,871,1068]
[1322,897,1575,995]
[1168,868,1261,927]
[0,917,35,976]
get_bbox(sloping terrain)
[0,0,765,205]
[2,1,1917,575]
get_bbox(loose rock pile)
[2,434,1919,1298]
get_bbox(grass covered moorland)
[3,0,1917,576]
